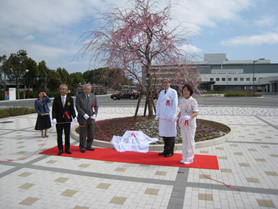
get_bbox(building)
[142,53,278,92]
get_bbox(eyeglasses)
[162,81,169,83]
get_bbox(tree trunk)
[133,89,143,120]
[16,83,19,99]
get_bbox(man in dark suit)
[52,84,77,155]
[76,84,98,153]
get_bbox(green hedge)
[224,92,262,97]
[0,107,36,118]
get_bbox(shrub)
[224,92,246,97]
[0,107,36,118]
[224,91,262,97]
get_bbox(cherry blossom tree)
[78,0,199,118]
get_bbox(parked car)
[196,89,207,94]
[111,90,140,100]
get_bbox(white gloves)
[73,117,77,123]
[182,115,192,120]
[52,118,57,124]
[173,116,179,122]
[90,115,96,120]
[83,114,89,120]
[155,116,159,121]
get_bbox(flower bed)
[75,116,230,143]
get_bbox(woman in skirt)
[34,90,51,137]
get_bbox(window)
[253,77,256,81]
[240,78,244,81]
[228,78,232,81]
[234,78,238,81]
[210,78,214,81]
[222,78,226,81]
[216,78,220,81]
[246,78,250,81]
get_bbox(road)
[0,93,277,108]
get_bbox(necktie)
[62,97,65,107]
[164,90,167,94]
[86,95,89,101]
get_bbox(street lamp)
[252,60,258,94]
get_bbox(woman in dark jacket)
[34,90,51,137]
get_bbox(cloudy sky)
[0,0,277,74]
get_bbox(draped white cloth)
[111,131,159,153]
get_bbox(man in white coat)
[155,78,178,157]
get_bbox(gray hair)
[59,84,68,89]
[84,83,92,88]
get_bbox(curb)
[71,123,235,151]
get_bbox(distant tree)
[69,72,85,89]
[83,67,130,89]
[0,55,7,97]
[24,57,39,94]
[56,68,70,85]
[38,60,48,90]
[78,0,197,118]
[47,70,62,92]
[3,50,28,99]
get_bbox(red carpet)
[40,146,219,170]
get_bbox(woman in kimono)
[175,84,199,164]
[155,78,178,157]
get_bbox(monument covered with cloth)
[111,131,159,153]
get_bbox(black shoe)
[58,150,63,155]
[86,147,95,151]
[65,150,72,154]
[80,149,85,153]
[164,153,173,158]
[158,152,166,156]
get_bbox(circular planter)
[71,122,235,151]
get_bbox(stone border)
[71,122,235,151]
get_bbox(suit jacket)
[76,92,98,125]
[52,94,76,123]
[34,96,51,115]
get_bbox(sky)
[0,0,277,74]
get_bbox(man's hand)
[52,118,57,124]
[83,114,89,120]
[73,117,77,123]
[155,116,159,121]
[90,115,96,120]
[182,115,192,120]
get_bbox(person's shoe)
[65,150,72,154]
[86,147,95,151]
[180,160,193,165]
[80,149,85,153]
[164,153,173,158]
[58,150,63,155]
[158,152,166,156]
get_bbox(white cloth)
[111,131,159,153]
[181,127,196,163]
[156,87,178,137]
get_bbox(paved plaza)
[0,106,278,209]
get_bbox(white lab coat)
[156,87,178,137]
